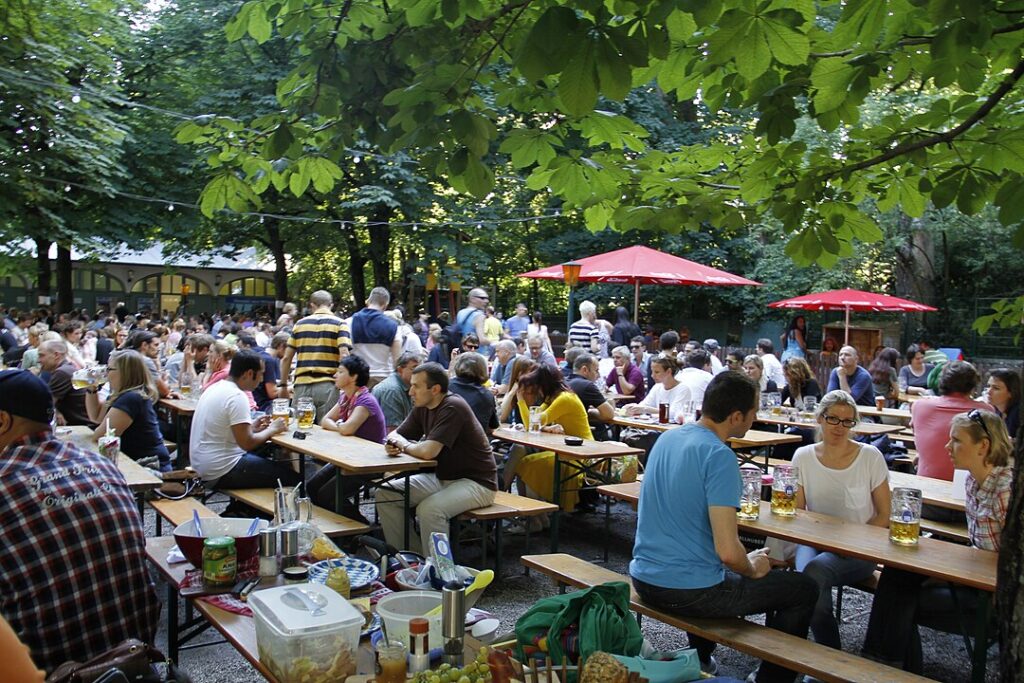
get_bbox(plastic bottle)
[408,617,430,673]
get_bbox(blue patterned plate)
[308,557,380,591]
[361,612,382,638]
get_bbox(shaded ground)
[150,498,994,682]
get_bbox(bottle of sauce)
[325,566,350,598]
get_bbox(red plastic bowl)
[172,518,268,568]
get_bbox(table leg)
[403,472,411,551]
[602,493,611,563]
[174,413,186,468]
[335,471,344,515]
[549,456,562,553]
[970,595,992,683]
[167,582,179,663]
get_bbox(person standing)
[755,338,787,389]
[456,289,491,356]
[374,363,497,555]
[825,345,873,406]
[504,302,530,340]
[568,300,600,354]
[630,371,817,681]
[278,290,351,422]
[611,306,641,348]
[779,316,807,362]
[482,307,503,354]
[0,370,160,673]
[349,287,401,390]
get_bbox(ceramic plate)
[361,612,381,638]
[308,557,380,591]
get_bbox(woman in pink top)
[201,341,256,409]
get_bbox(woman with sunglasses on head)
[862,409,1011,672]
[790,390,891,651]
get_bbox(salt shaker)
[280,527,299,570]
[258,529,278,577]
[441,581,465,667]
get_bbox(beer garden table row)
[597,481,995,683]
[58,425,163,517]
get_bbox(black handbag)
[46,639,192,683]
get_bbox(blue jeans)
[212,453,302,490]
[633,569,817,683]
[795,546,877,649]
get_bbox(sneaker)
[700,655,718,676]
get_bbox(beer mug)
[771,464,798,516]
[738,468,762,520]
[296,397,315,430]
[803,396,816,413]
[890,487,922,546]
[271,398,292,426]
[528,406,543,433]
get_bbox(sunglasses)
[464,344,479,350]
[629,345,641,350]
[968,409,993,442]
[822,414,857,428]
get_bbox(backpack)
[445,307,479,349]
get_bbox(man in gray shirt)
[372,352,421,431]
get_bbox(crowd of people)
[0,295,1019,679]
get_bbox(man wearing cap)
[36,340,91,427]
[0,369,160,672]
[704,339,725,375]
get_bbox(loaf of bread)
[580,651,628,683]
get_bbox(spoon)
[425,569,495,617]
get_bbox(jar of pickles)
[202,536,237,587]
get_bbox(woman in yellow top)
[513,364,593,519]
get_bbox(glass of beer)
[658,402,669,424]
[890,487,922,545]
[271,398,292,426]
[771,464,798,516]
[528,406,542,433]
[296,397,315,430]
[71,368,93,390]
[738,468,762,520]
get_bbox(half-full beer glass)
[296,397,315,430]
[271,398,292,426]
[738,468,762,520]
[771,464,798,516]
[890,487,922,545]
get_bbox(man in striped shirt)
[279,290,351,422]
[568,299,600,353]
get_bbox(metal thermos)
[441,581,465,667]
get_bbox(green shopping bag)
[514,581,643,681]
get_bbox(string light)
[30,175,573,229]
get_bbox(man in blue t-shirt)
[826,345,873,406]
[630,371,816,682]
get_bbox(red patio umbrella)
[767,288,937,344]
[518,245,761,322]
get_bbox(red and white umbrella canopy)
[767,288,936,313]
[518,245,761,286]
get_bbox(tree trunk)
[56,243,73,314]
[998,410,1024,682]
[35,237,52,302]
[342,225,366,310]
[367,209,392,291]
[265,218,289,309]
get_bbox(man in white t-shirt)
[676,349,714,407]
[189,350,300,490]
[756,338,787,388]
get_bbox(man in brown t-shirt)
[375,362,497,554]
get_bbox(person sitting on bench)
[629,370,817,682]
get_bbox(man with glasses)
[526,334,557,366]
[455,288,490,357]
[630,336,651,382]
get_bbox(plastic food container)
[376,590,442,650]
[249,583,362,682]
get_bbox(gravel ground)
[149,497,996,682]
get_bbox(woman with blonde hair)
[863,409,1011,671]
[202,340,234,389]
[793,390,890,650]
[84,350,172,471]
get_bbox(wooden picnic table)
[492,426,643,552]
[754,413,906,436]
[889,470,964,512]
[857,405,912,421]
[270,425,434,549]
[59,425,163,493]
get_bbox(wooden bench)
[454,491,558,573]
[522,553,932,683]
[921,517,970,543]
[223,488,372,537]
[149,496,220,535]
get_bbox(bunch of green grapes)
[410,647,493,683]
